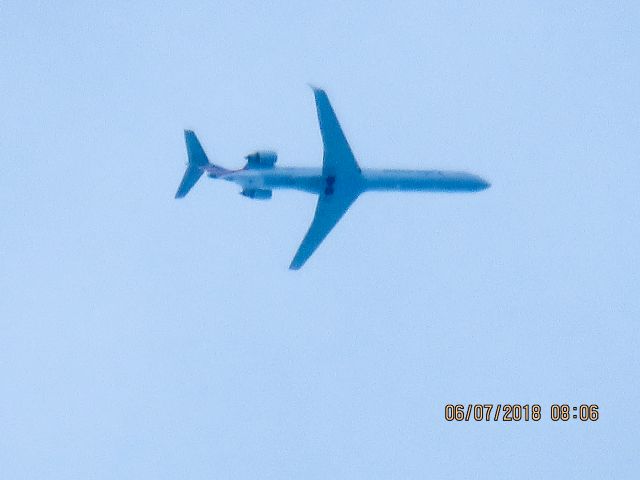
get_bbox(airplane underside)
[219,168,489,195]
[176,87,490,269]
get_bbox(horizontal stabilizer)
[175,165,204,199]
[184,130,209,167]
[175,130,210,199]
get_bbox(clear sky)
[1,1,638,478]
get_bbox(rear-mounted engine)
[245,150,277,169]
[241,188,272,200]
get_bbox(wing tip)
[288,259,303,271]
[307,83,324,94]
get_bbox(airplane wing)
[311,87,361,178]
[289,87,362,270]
[289,187,359,270]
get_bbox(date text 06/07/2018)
[444,404,599,422]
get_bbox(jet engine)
[245,150,277,169]
[241,188,272,200]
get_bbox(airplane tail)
[175,130,228,199]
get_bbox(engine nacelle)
[241,188,272,200]
[245,150,277,169]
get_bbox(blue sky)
[1,1,638,478]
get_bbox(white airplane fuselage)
[208,166,490,195]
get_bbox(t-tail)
[175,130,229,199]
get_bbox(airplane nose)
[472,176,490,190]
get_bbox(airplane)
[175,87,490,270]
